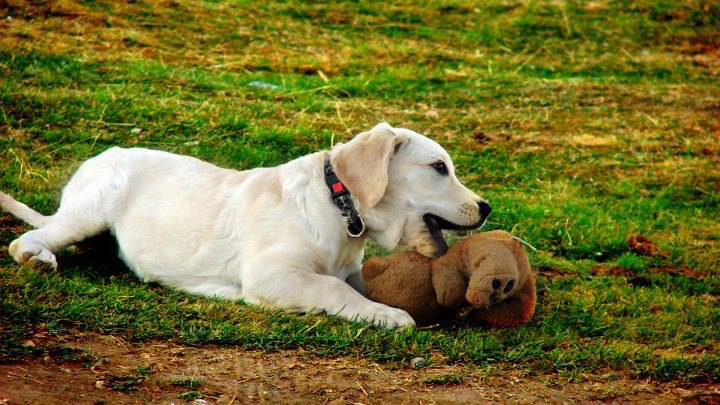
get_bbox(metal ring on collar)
[346,215,365,238]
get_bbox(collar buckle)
[324,155,366,238]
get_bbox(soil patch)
[1,333,719,404]
[591,265,636,277]
[628,234,664,257]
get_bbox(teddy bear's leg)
[470,273,536,328]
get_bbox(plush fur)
[362,230,536,327]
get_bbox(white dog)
[1,123,490,328]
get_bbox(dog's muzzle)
[422,202,491,256]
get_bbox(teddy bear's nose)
[466,291,488,308]
[491,278,516,292]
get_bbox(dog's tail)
[0,191,50,228]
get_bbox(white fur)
[2,123,487,328]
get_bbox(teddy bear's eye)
[430,161,448,176]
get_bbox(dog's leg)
[9,198,112,270]
[179,281,243,301]
[9,211,109,271]
[9,152,125,270]
[242,264,415,329]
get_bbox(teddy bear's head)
[431,230,533,313]
[362,230,536,327]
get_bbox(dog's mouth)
[422,213,486,257]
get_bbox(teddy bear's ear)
[470,272,536,328]
[362,257,390,281]
[431,239,469,308]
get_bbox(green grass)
[1,0,719,383]
[170,377,204,390]
[107,366,153,393]
[177,391,205,401]
[423,371,467,386]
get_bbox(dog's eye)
[430,161,448,176]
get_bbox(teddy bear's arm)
[362,257,390,281]
[431,266,468,308]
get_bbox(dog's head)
[330,123,490,257]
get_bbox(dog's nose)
[478,201,492,220]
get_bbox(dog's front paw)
[363,303,416,329]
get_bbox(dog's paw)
[9,239,57,271]
[363,303,416,329]
[27,250,58,271]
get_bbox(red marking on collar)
[331,182,344,193]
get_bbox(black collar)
[323,155,365,238]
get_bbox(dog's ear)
[331,123,409,209]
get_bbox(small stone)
[410,357,427,368]
[425,110,439,119]
[130,127,142,134]
[248,80,280,90]
[95,380,105,389]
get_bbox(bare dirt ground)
[0,334,718,404]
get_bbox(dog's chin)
[403,217,446,258]
[410,236,446,258]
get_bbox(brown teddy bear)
[362,230,536,327]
